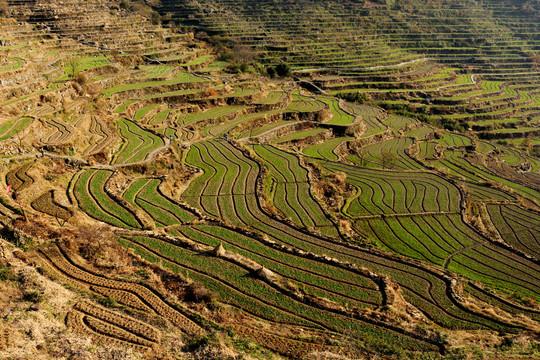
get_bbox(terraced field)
[112,119,165,165]
[5,162,34,192]
[177,139,535,334]
[39,243,204,336]
[158,0,539,140]
[0,117,33,141]
[73,169,142,229]
[485,204,540,259]
[0,1,538,359]
[123,178,197,227]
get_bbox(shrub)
[185,282,217,304]
[0,265,15,281]
[266,66,276,78]
[98,296,117,308]
[23,290,43,303]
[275,63,291,77]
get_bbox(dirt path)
[0,136,171,170]
[237,121,303,142]
[92,137,172,170]
[292,57,431,73]
[0,152,87,164]
[351,210,460,220]
[443,240,489,270]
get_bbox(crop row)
[232,324,332,359]
[324,162,461,217]
[73,169,141,229]
[343,103,387,138]
[5,162,34,192]
[416,141,438,160]
[123,177,197,228]
[112,119,164,164]
[285,94,325,113]
[41,118,74,144]
[203,109,284,138]
[40,243,204,336]
[84,116,115,156]
[326,161,539,300]
[0,56,25,73]
[461,182,516,202]
[181,140,516,331]
[355,214,475,266]
[319,96,356,125]
[181,140,259,220]
[133,104,160,122]
[65,310,151,352]
[177,105,248,126]
[118,236,318,328]
[464,282,540,323]
[348,138,424,170]
[404,126,434,140]
[448,242,540,302]
[432,150,539,202]
[139,64,175,79]
[118,235,438,353]
[74,299,161,343]
[102,71,206,98]
[485,204,539,259]
[302,137,354,161]
[256,91,288,105]
[383,116,415,136]
[356,210,539,302]
[91,285,155,313]
[0,117,32,141]
[271,127,329,144]
[179,224,382,307]
[251,144,337,234]
[30,190,72,220]
[434,133,473,148]
[149,109,174,125]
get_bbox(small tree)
[275,63,291,77]
[356,148,367,166]
[65,59,82,79]
[266,66,276,78]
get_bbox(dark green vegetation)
[0,0,538,359]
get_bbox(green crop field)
[1,1,538,359]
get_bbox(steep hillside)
[158,0,539,138]
[0,1,538,359]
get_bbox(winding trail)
[443,240,489,270]
[292,57,431,73]
[0,135,171,170]
[237,121,303,142]
[352,210,460,220]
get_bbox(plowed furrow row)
[120,236,442,352]
[65,311,150,352]
[120,236,321,328]
[232,324,334,359]
[6,162,34,192]
[39,244,204,336]
[74,300,161,343]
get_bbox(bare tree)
[355,147,367,166]
[64,59,82,79]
